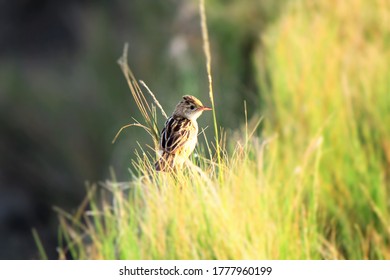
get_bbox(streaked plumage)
[155,95,211,171]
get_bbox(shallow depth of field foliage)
[59,0,390,259]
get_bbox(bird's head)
[173,95,212,120]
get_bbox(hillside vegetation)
[58,0,390,259]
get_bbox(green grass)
[58,128,324,259]
[57,0,390,259]
[256,0,390,259]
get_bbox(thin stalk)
[199,0,222,182]
[32,228,48,260]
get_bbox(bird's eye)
[190,105,195,110]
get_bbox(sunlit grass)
[256,0,390,259]
[57,0,390,260]
[58,126,324,259]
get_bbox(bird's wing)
[160,117,193,154]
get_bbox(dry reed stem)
[199,0,222,176]
[139,80,168,119]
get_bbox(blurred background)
[1,0,389,259]
[0,0,282,259]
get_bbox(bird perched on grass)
[155,95,212,172]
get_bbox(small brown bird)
[155,95,212,171]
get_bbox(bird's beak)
[200,106,212,111]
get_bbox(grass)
[58,124,323,259]
[56,0,390,259]
[255,0,390,259]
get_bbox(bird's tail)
[155,152,175,172]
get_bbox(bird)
[155,95,212,172]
